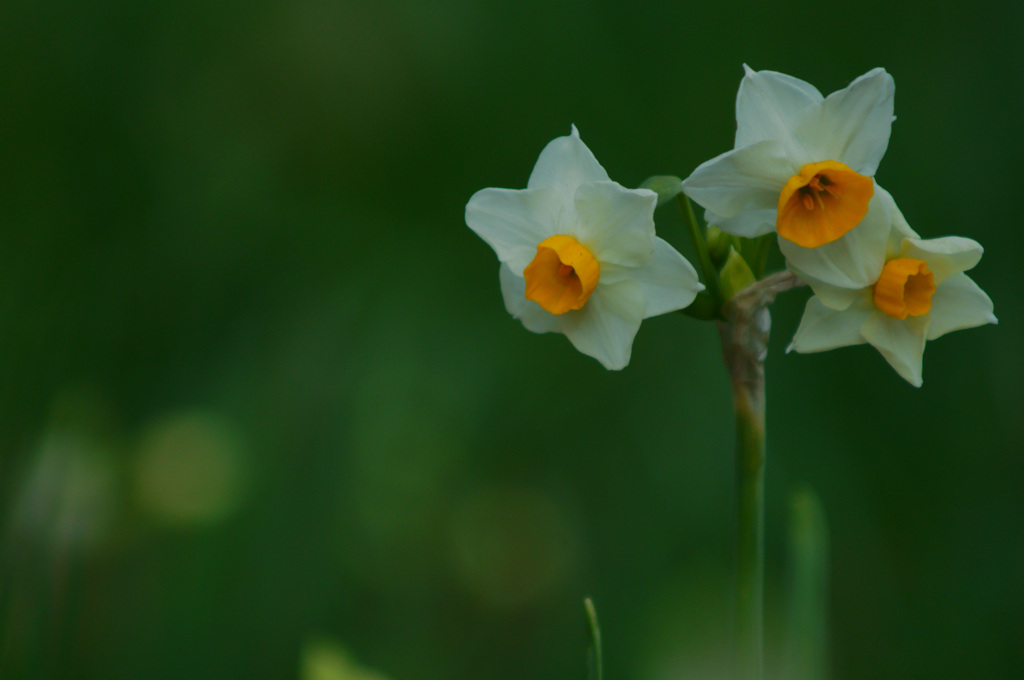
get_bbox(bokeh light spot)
[133,410,248,527]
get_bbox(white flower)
[787,194,997,386]
[682,66,896,261]
[465,126,703,370]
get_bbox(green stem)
[745,234,773,280]
[676,193,723,308]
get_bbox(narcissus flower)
[682,66,895,255]
[787,193,996,386]
[465,126,702,370]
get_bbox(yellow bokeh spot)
[872,257,936,319]
[523,234,599,314]
[777,160,874,248]
[301,639,391,680]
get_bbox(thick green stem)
[730,356,765,680]
[717,270,802,680]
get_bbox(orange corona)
[777,160,874,248]
[872,257,936,319]
[523,234,600,314]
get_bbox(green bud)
[638,175,684,207]
[719,246,757,302]
[706,226,732,267]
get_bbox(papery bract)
[466,126,702,370]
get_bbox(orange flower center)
[872,257,936,319]
[777,160,874,248]
[523,234,600,314]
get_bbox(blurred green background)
[1,1,1021,678]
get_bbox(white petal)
[735,65,823,149]
[785,266,867,311]
[860,313,930,387]
[900,236,984,285]
[703,207,726,229]
[466,187,561,273]
[499,263,563,334]
[779,190,891,290]
[874,185,919,258]
[788,295,872,353]
[925,272,997,340]
[527,125,610,192]
[573,181,656,266]
[682,139,794,220]
[562,280,645,370]
[704,204,780,240]
[629,237,703,318]
[794,68,895,176]
[712,207,778,239]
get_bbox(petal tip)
[858,67,894,89]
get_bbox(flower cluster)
[464,68,995,384]
[683,66,995,386]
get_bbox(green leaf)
[584,598,603,680]
[783,487,830,680]
[639,175,684,206]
